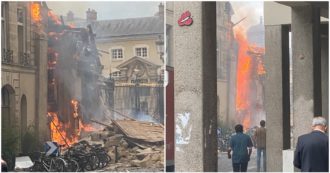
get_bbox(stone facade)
[1,2,49,152]
[216,2,238,127]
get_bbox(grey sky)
[47,1,161,20]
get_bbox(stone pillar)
[264,25,288,172]
[173,2,217,171]
[35,33,50,144]
[321,34,328,124]
[291,5,319,146]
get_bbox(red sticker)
[178,11,193,26]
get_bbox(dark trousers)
[233,162,248,172]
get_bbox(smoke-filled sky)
[47,1,161,20]
[231,1,263,29]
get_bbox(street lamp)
[155,35,164,63]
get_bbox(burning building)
[30,3,115,147]
[215,2,266,130]
[233,12,266,129]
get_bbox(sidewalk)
[218,149,258,172]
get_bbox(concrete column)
[173,2,217,171]
[321,36,328,124]
[264,25,288,172]
[291,6,319,146]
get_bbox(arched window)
[2,86,11,127]
[1,85,15,130]
[20,95,27,150]
[21,95,27,132]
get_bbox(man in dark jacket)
[293,116,329,172]
[228,124,253,172]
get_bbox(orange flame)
[79,120,96,132]
[235,26,252,111]
[48,112,77,147]
[47,100,96,147]
[234,26,252,130]
[48,10,62,25]
[31,3,42,23]
[71,99,79,118]
[234,26,266,130]
[68,23,75,29]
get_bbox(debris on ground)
[81,119,164,171]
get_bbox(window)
[135,47,148,58]
[111,48,123,59]
[17,8,24,23]
[1,86,11,127]
[17,8,26,54]
[112,71,121,78]
[1,2,8,50]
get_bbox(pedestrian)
[253,120,266,172]
[1,158,8,172]
[228,124,253,172]
[293,116,329,172]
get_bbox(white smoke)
[231,1,263,30]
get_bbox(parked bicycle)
[30,152,66,172]
[30,140,111,172]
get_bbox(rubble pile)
[80,119,164,171]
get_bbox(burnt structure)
[47,11,114,139]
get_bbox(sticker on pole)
[44,141,59,156]
[178,11,193,26]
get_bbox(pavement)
[218,148,261,172]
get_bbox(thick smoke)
[231,2,263,31]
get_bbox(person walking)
[253,120,266,172]
[228,124,253,172]
[293,116,329,172]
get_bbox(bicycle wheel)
[52,158,66,171]
[98,153,111,168]
[84,154,99,171]
[97,154,106,168]
[66,159,79,172]
[31,161,46,172]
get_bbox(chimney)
[157,3,164,17]
[86,8,97,22]
[67,11,74,21]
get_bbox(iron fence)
[2,48,13,64]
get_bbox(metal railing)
[1,48,13,64]
[19,51,32,66]
[1,49,33,67]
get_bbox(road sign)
[44,141,59,156]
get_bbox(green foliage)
[21,125,39,154]
[1,125,19,171]
[1,125,19,155]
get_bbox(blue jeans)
[257,148,266,172]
